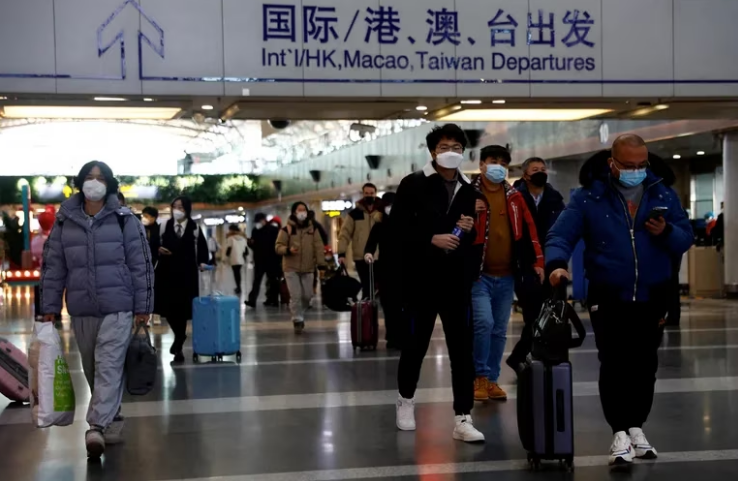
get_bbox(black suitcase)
[517,359,574,471]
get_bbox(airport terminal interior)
[3,0,738,479]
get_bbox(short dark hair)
[522,157,546,173]
[362,183,377,193]
[117,192,126,205]
[480,145,511,165]
[426,124,469,153]
[381,191,396,205]
[171,195,193,218]
[254,212,267,223]
[142,206,158,218]
[228,224,240,232]
[75,161,119,196]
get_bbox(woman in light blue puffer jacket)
[40,161,154,459]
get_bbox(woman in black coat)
[156,196,209,362]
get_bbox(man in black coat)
[390,124,484,443]
[508,157,565,369]
[246,213,281,307]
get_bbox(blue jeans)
[471,274,515,382]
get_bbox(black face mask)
[529,172,548,187]
[364,196,375,206]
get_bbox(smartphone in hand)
[647,206,668,220]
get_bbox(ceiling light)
[0,96,7,101]
[0,106,182,120]
[94,96,127,102]
[654,104,669,110]
[632,104,670,116]
[452,105,463,110]
[673,154,681,159]
[460,100,482,105]
[439,109,612,122]
[416,105,427,111]
[143,98,154,102]
[201,105,214,111]
[697,151,705,156]
[492,99,506,104]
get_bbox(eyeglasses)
[436,145,464,153]
[612,157,650,170]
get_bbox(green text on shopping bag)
[53,356,75,412]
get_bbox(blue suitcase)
[192,269,242,363]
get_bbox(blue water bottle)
[451,226,464,239]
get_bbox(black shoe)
[235,289,242,296]
[173,352,185,363]
[263,301,279,307]
[245,300,256,308]
[293,321,305,334]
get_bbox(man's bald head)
[612,134,647,159]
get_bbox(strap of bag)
[552,279,586,348]
[132,323,154,349]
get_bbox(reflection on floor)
[2,267,738,480]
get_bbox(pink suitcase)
[0,338,30,403]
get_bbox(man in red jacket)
[471,145,544,402]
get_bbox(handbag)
[531,280,586,364]
[126,324,157,395]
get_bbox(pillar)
[723,133,738,297]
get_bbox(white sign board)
[1,0,737,97]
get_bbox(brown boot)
[474,377,489,401]
[488,382,508,401]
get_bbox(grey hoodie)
[41,193,154,317]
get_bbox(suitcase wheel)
[236,351,242,363]
[527,454,541,471]
[193,353,199,363]
[211,356,217,363]
[217,355,223,362]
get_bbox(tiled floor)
[1,266,738,480]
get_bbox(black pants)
[398,296,474,415]
[509,280,545,366]
[355,260,372,299]
[666,260,682,326]
[232,265,243,294]
[167,316,188,352]
[249,263,280,304]
[589,288,664,434]
[376,261,403,346]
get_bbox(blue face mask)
[485,164,507,184]
[617,168,647,188]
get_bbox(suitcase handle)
[369,262,375,303]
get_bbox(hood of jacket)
[579,150,675,188]
[512,178,564,203]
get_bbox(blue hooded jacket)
[41,193,154,317]
[545,158,693,303]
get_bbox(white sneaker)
[85,428,106,458]
[104,415,125,445]
[609,431,635,465]
[396,396,416,431]
[629,428,658,459]
[452,415,485,443]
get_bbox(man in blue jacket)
[546,134,693,466]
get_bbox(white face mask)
[141,217,151,226]
[384,206,392,216]
[435,151,464,170]
[82,180,107,202]
[172,209,186,221]
[296,212,308,221]
[255,223,263,230]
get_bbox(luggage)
[0,337,30,403]
[517,279,585,472]
[517,360,574,471]
[126,324,157,395]
[323,266,362,312]
[351,264,378,350]
[192,267,242,363]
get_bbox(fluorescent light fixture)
[452,105,463,110]
[1,105,182,120]
[94,96,127,102]
[439,108,612,122]
[492,99,506,104]
[0,96,7,101]
[654,104,669,110]
[697,151,705,156]
[632,104,670,116]
[416,105,428,111]
[201,105,214,111]
[143,98,154,102]
[673,154,681,159]
[460,100,482,105]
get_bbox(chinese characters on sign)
[261,4,597,75]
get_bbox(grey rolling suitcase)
[517,360,574,471]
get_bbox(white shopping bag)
[27,322,76,427]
